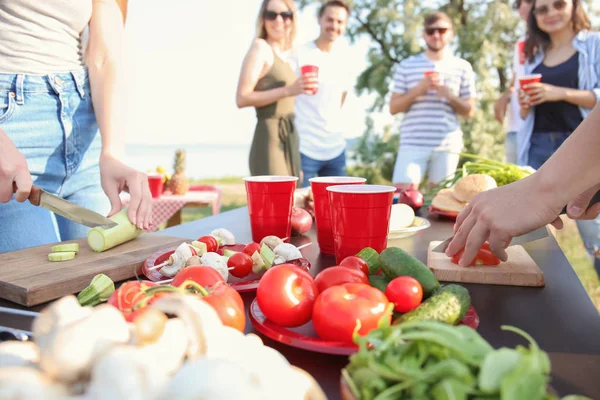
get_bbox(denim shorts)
[300,151,347,188]
[0,70,109,253]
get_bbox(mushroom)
[260,235,284,251]
[157,358,263,400]
[33,302,130,383]
[210,228,236,245]
[0,341,39,368]
[199,252,229,281]
[137,318,188,375]
[159,242,196,277]
[273,243,302,264]
[185,255,202,267]
[85,345,168,400]
[149,294,224,359]
[0,366,69,400]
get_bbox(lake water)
[124,141,358,179]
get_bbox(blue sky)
[122,0,383,146]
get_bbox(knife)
[432,189,600,253]
[27,185,118,229]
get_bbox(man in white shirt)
[493,0,533,163]
[293,1,353,187]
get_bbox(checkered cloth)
[119,190,221,231]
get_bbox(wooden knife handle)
[12,182,41,206]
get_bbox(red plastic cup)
[519,74,541,93]
[326,184,396,264]
[517,40,526,65]
[147,173,164,198]
[309,177,367,255]
[244,175,298,243]
[301,65,319,94]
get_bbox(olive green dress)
[249,52,301,179]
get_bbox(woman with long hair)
[0,0,153,254]
[236,0,316,179]
[518,0,600,255]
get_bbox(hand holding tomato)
[312,283,391,344]
[385,276,423,313]
[450,242,501,266]
[314,266,368,293]
[256,264,318,327]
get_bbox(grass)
[176,178,600,312]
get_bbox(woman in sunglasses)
[517,0,600,255]
[236,0,316,180]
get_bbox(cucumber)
[223,249,238,258]
[52,243,79,253]
[395,284,471,325]
[48,251,76,262]
[368,274,390,293]
[87,209,142,252]
[379,247,440,298]
[356,247,380,275]
[260,243,276,269]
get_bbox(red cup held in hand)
[519,74,542,93]
[244,175,299,243]
[301,65,319,94]
[326,184,396,264]
[147,173,164,199]
[309,176,367,255]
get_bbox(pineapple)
[166,149,189,195]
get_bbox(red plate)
[428,206,459,220]
[139,244,311,293]
[249,299,480,356]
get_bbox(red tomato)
[256,264,318,327]
[197,235,219,253]
[227,252,253,278]
[340,256,369,276]
[107,281,158,320]
[385,276,423,313]
[312,283,391,344]
[451,242,501,266]
[201,282,246,332]
[243,242,261,257]
[314,266,368,293]
[171,266,225,288]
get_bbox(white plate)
[388,216,431,239]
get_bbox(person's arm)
[494,75,515,123]
[390,84,428,115]
[0,129,32,203]
[236,40,310,109]
[446,103,600,266]
[341,91,347,107]
[88,0,152,229]
[525,82,597,109]
[437,88,475,118]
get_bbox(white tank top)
[0,1,92,74]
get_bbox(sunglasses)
[263,10,294,21]
[533,0,568,16]
[425,27,449,36]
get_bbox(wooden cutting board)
[0,233,189,306]
[427,241,545,287]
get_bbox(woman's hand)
[445,175,564,266]
[522,82,564,105]
[99,154,152,230]
[0,132,32,203]
[518,89,531,109]
[287,73,318,96]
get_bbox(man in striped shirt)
[390,11,476,191]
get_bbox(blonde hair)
[255,0,297,51]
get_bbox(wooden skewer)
[155,278,174,285]
[297,242,312,250]
[148,259,172,272]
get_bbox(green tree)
[300,0,599,168]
